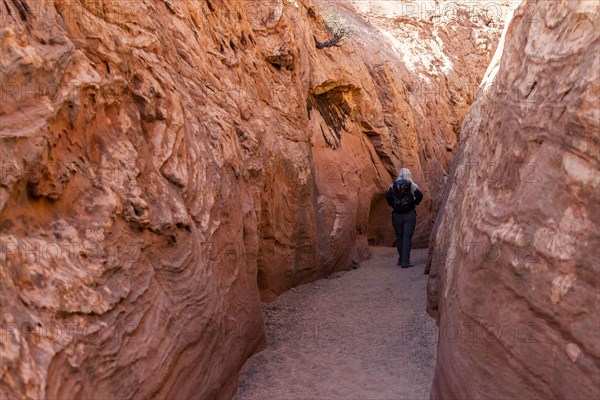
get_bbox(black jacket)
[386,184,423,213]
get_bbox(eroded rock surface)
[1,0,505,398]
[427,1,600,398]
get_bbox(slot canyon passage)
[0,0,599,399]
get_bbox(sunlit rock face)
[347,0,511,249]
[0,0,505,398]
[427,0,600,398]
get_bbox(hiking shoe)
[400,264,415,269]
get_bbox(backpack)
[391,179,414,213]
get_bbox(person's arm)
[386,186,394,208]
[414,188,423,206]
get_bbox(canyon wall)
[1,0,505,398]
[427,0,600,398]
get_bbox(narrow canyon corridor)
[236,247,436,399]
[2,0,599,398]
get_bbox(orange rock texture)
[427,0,600,398]
[1,0,504,398]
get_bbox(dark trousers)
[392,210,416,265]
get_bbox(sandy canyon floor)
[235,247,437,399]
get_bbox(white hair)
[398,167,419,193]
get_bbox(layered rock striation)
[1,0,505,398]
[427,0,600,398]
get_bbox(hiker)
[385,168,423,268]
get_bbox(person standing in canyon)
[386,168,423,268]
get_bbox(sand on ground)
[235,247,438,400]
